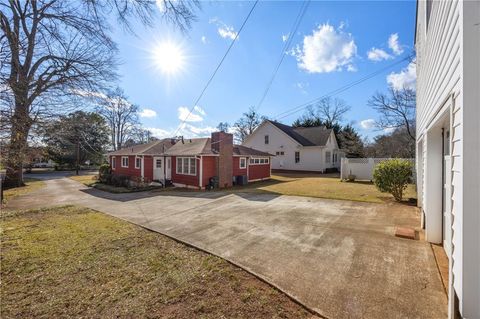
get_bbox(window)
[111,156,116,169]
[176,157,197,175]
[295,151,300,163]
[240,157,247,169]
[325,151,331,163]
[135,157,141,169]
[121,156,129,168]
[426,0,433,31]
[333,153,337,163]
[249,157,269,165]
[155,159,162,168]
[275,151,285,156]
[264,135,269,144]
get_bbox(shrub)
[98,164,111,183]
[111,174,130,188]
[373,159,413,201]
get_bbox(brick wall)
[211,132,233,188]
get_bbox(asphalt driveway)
[6,172,447,319]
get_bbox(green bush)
[98,164,111,183]
[373,159,413,201]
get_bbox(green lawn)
[2,178,45,205]
[233,173,416,204]
[1,206,312,319]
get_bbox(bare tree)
[233,107,265,143]
[216,122,230,132]
[311,97,351,124]
[0,0,199,187]
[96,88,139,151]
[368,87,416,141]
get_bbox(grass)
[68,174,97,186]
[231,173,416,204]
[0,206,312,319]
[2,178,45,205]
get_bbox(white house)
[243,120,343,172]
[415,1,479,318]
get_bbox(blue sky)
[112,0,417,140]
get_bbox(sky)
[112,0,417,140]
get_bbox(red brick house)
[107,132,272,189]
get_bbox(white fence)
[340,158,415,181]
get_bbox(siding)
[111,155,141,177]
[232,157,248,177]
[201,156,217,187]
[171,156,200,187]
[143,156,153,181]
[248,163,270,181]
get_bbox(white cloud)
[388,33,404,55]
[139,108,157,118]
[210,18,237,40]
[383,127,395,134]
[282,34,289,42]
[148,127,171,139]
[177,105,205,122]
[147,123,216,139]
[155,0,166,13]
[367,48,393,61]
[201,36,207,44]
[290,23,357,73]
[360,119,376,130]
[387,61,416,90]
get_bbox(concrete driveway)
[6,172,447,319]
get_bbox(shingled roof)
[107,139,175,156]
[268,120,333,147]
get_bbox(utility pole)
[76,137,80,175]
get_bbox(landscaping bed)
[69,174,161,193]
[0,206,312,318]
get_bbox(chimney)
[211,131,233,188]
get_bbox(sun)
[153,42,185,75]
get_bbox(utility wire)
[173,0,259,136]
[255,0,310,111]
[272,54,413,121]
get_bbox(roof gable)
[264,120,333,147]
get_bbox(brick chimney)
[211,131,233,188]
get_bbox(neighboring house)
[415,1,479,318]
[242,120,343,172]
[107,132,272,189]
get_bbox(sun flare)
[153,42,185,75]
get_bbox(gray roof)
[268,120,332,147]
[233,145,273,157]
[164,138,214,156]
[107,139,174,156]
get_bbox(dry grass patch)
[1,206,312,319]
[68,174,97,186]
[235,173,416,203]
[2,178,45,205]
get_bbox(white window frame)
[176,157,197,175]
[249,157,269,165]
[111,156,116,169]
[121,156,129,168]
[239,157,247,169]
[135,156,141,169]
[155,158,162,169]
[325,151,331,163]
[295,151,300,163]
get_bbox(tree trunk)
[4,95,32,188]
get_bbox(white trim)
[248,177,271,182]
[111,156,116,170]
[176,157,197,176]
[141,156,144,177]
[249,157,270,165]
[199,156,203,188]
[239,157,247,169]
[135,156,141,169]
[121,156,129,168]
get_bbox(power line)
[272,54,413,121]
[255,0,310,111]
[173,0,259,136]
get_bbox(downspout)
[199,156,203,189]
[141,156,144,180]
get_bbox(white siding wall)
[243,122,338,172]
[416,0,480,316]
